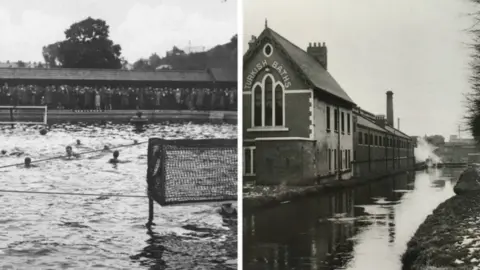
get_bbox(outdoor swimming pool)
[0,122,237,270]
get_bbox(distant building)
[436,135,478,163]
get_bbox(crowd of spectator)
[0,84,237,111]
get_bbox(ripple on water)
[0,123,237,270]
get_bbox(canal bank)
[244,168,462,270]
[0,109,237,124]
[401,187,480,269]
[245,168,418,210]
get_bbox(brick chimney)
[386,91,394,127]
[375,115,386,128]
[248,35,257,50]
[307,42,327,70]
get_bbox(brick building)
[243,25,355,186]
[243,25,415,185]
[352,92,415,179]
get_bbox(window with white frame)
[251,74,285,128]
[244,147,256,176]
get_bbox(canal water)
[244,168,463,270]
[0,123,237,270]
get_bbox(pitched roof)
[384,125,411,139]
[357,115,388,133]
[0,68,213,82]
[245,27,355,104]
[209,67,237,83]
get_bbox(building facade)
[243,25,355,186]
[243,25,416,186]
[352,92,415,179]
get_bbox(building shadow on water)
[243,172,418,270]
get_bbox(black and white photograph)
[242,0,480,269]
[0,0,238,269]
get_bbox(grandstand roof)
[209,68,237,83]
[0,68,213,82]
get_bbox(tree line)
[36,17,236,71]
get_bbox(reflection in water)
[244,168,462,270]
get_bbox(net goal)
[0,106,48,125]
[146,138,237,206]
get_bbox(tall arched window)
[264,77,273,126]
[251,73,284,127]
[275,85,283,126]
[253,85,262,126]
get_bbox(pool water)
[0,123,237,270]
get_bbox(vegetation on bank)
[465,0,480,144]
[401,192,480,270]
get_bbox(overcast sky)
[244,0,475,140]
[0,0,237,63]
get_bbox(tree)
[42,42,62,68]
[17,61,26,68]
[132,59,152,71]
[425,135,445,146]
[149,53,162,69]
[42,17,122,69]
[465,2,480,143]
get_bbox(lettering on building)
[244,59,292,90]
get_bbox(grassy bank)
[401,192,480,270]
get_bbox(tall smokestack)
[398,118,400,130]
[386,91,394,127]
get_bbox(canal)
[243,168,463,270]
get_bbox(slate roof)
[355,108,411,139]
[244,27,355,105]
[209,67,237,83]
[357,115,388,133]
[0,68,213,82]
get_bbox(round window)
[263,43,273,57]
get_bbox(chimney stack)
[397,118,400,130]
[386,91,394,127]
[375,115,386,128]
[248,35,257,50]
[307,42,328,70]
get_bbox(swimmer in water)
[23,157,37,168]
[65,146,80,159]
[217,203,237,218]
[1,150,6,155]
[8,147,24,157]
[76,139,81,145]
[109,150,120,164]
[108,150,130,164]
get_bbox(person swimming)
[76,139,81,145]
[23,157,37,168]
[65,146,80,159]
[7,147,25,157]
[109,150,120,164]
[217,203,237,218]
[1,150,6,155]
[108,150,130,164]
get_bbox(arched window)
[253,85,262,127]
[275,85,283,126]
[264,76,273,126]
[251,73,284,127]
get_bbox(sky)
[243,0,476,140]
[0,0,237,63]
